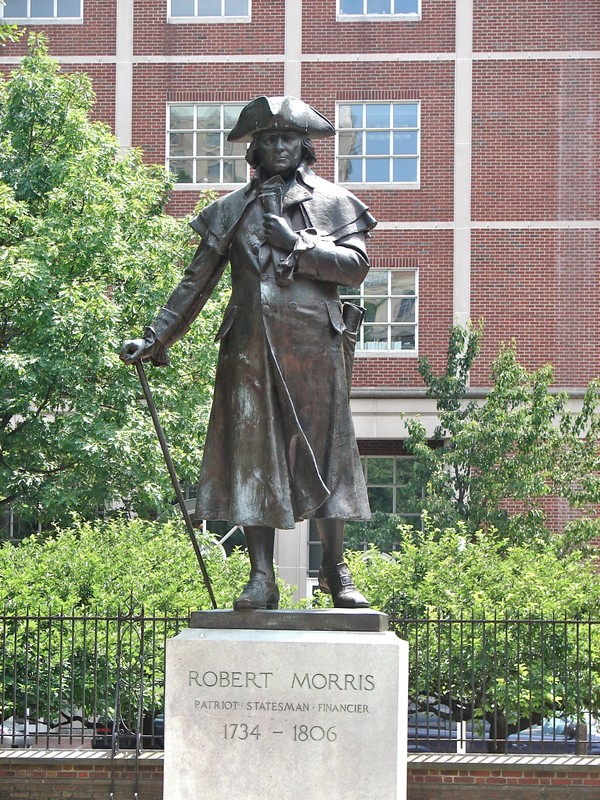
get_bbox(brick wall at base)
[1,752,599,800]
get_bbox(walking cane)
[135,361,218,610]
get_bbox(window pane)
[367,457,394,484]
[393,131,417,155]
[341,285,360,298]
[396,483,421,514]
[391,325,416,350]
[393,103,418,128]
[31,0,53,16]
[197,0,220,14]
[339,104,363,129]
[223,104,244,129]
[196,104,221,129]
[395,459,413,479]
[394,0,418,12]
[339,131,362,156]
[366,104,390,129]
[391,271,415,294]
[391,296,415,323]
[364,299,386,323]
[170,160,194,183]
[364,271,388,294]
[368,487,394,513]
[223,159,247,183]
[393,158,418,182]
[225,0,247,14]
[366,131,390,156]
[367,0,391,13]
[197,131,221,155]
[170,132,194,157]
[196,159,221,182]
[57,0,80,16]
[340,0,363,13]
[338,158,362,182]
[171,0,195,13]
[364,325,389,348]
[4,0,27,15]
[366,158,390,182]
[223,139,247,157]
[170,106,194,129]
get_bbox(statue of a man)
[121,96,376,611]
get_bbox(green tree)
[0,38,228,529]
[404,323,600,545]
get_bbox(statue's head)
[228,96,334,173]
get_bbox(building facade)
[2,0,598,595]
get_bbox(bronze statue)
[121,96,376,611]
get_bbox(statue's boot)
[314,518,370,609]
[233,525,279,611]
[318,562,369,608]
[234,570,280,611]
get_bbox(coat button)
[289,301,297,310]
[260,273,268,281]
[262,304,271,317]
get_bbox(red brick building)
[2,0,598,594]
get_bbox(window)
[1,0,81,18]
[169,0,249,19]
[308,455,422,573]
[167,103,249,185]
[342,269,417,353]
[337,101,419,185]
[338,0,420,19]
[360,457,421,521]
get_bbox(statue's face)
[255,130,303,178]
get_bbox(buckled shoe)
[233,573,280,611]
[318,562,370,608]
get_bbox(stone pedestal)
[164,610,407,800]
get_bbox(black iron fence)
[1,607,599,754]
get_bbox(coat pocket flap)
[325,300,347,335]
[214,305,237,341]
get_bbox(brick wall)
[473,0,599,51]
[472,60,600,222]
[302,0,456,54]
[2,0,116,55]
[470,229,600,387]
[133,0,285,57]
[2,752,599,799]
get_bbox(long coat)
[149,164,376,530]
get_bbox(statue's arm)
[290,231,370,287]
[120,240,228,367]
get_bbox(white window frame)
[336,100,420,188]
[337,0,420,22]
[341,268,418,355]
[167,0,251,23]
[1,0,82,22]
[167,102,250,189]
[361,456,421,524]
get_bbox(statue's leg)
[314,519,369,609]
[233,525,280,611]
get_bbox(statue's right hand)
[119,338,151,365]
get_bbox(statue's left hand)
[263,213,299,251]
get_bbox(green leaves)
[0,39,227,528]
[403,323,600,545]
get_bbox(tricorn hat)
[227,96,335,143]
